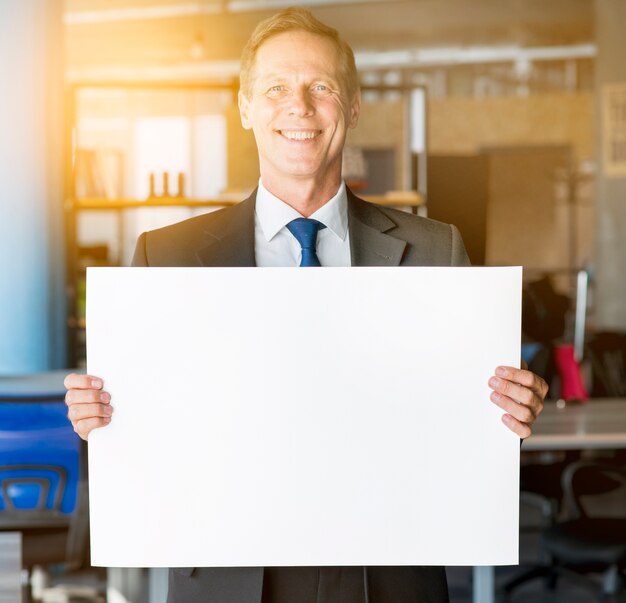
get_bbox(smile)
[278,130,321,140]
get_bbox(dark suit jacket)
[131,188,470,603]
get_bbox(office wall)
[594,0,626,330]
[429,92,594,160]
[428,148,596,274]
[485,146,579,270]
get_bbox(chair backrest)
[586,331,626,397]
[1,465,67,512]
[0,399,81,520]
[561,461,626,520]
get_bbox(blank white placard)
[86,267,521,567]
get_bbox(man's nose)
[287,88,314,117]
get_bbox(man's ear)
[238,90,253,130]
[348,89,361,129]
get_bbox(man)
[65,8,547,603]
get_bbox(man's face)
[239,31,360,185]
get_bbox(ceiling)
[64,0,594,79]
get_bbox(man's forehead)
[255,32,339,64]
[254,46,340,77]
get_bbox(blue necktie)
[286,218,326,267]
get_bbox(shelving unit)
[64,81,240,366]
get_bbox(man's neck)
[260,173,342,217]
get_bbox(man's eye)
[267,86,286,95]
[314,85,328,91]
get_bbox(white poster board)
[87,267,521,567]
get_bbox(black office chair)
[540,460,626,598]
[501,455,624,601]
[500,455,572,601]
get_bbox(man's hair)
[239,7,359,100]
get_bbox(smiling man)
[64,7,547,603]
[238,23,360,218]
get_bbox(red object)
[554,344,589,401]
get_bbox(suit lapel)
[347,190,407,266]
[196,191,257,267]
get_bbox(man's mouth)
[277,130,321,141]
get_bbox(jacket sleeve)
[131,232,149,267]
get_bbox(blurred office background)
[1,0,625,602]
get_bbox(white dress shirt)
[254,179,351,267]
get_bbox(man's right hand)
[64,373,113,441]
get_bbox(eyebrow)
[257,73,288,83]
[257,73,340,87]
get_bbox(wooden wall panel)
[428,93,594,161]
[485,146,571,270]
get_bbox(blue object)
[8,482,43,509]
[0,400,80,514]
[522,342,542,365]
[286,218,326,267]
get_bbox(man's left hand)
[488,365,547,439]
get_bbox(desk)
[524,398,626,451]
[0,370,68,400]
[474,397,626,603]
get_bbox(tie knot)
[286,218,326,250]
[286,218,326,267]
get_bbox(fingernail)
[104,417,111,423]
[104,405,113,416]
[496,367,508,377]
[101,392,111,403]
[91,378,102,388]
[491,391,501,402]
[489,377,501,388]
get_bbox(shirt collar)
[255,179,349,243]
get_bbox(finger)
[501,413,532,439]
[67,402,113,423]
[65,389,111,406]
[73,416,111,441]
[495,366,548,398]
[490,391,536,424]
[489,376,536,407]
[64,373,104,390]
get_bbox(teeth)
[280,130,318,140]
